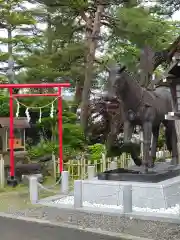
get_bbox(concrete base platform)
[82,175,180,209]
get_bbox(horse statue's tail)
[165,127,172,153]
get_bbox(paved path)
[0,216,121,240]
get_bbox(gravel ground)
[0,216,122,240]
[0,189,180,240]
[3,204,180,240]
[53,195,180,214]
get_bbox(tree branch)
[152,35,180,71]
[94,58,109,71]
[80,10,89,23]
[0,65,23,72]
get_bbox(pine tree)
[0,0,40,83]
[20,2,86,99]
[33,0,179,130]
[107,7,180,70]
[152,0,180,16]
[4,0,177,130]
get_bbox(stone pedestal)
[81,175,180,209]
[81,163,180,209]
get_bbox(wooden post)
[140,131,143,158]
[52,153,56,180]
[167,76,180,164]
[175,121,180,164]
[109,161,117,170]
[175,83,180,163]
[82,154,86,179]
[102,153,106,172]
[57,157,60,176]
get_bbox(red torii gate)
[0,83,70,185]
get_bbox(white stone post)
[0,154,4,188]
[29,176,38,204]
[74,180,82,208]
[122,185,132,213]
[88,165,95,180]
[61,171,69,194]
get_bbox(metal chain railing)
[38,182,59,194]
[38,178,76,197]
[36,176,62,194]
[42,176,62,189]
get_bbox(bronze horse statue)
[105,64,178,172]
[86,96,142,166]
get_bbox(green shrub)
[28,140,57,159]
[88,143,105,164]
[28,122,86,160]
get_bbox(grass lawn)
[0,176,61,213]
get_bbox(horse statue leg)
[130,146,142,166]
[142,121,153,172]
[124,120,142,166]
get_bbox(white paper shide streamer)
[39,108,42,123]
[15,97,57,122]
[16,101,20,117]
[50,102,54,118]
[25,108,31,122]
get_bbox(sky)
[173,11,180,20]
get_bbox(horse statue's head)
[104,63,127,102]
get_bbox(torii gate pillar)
[0,83,70,187]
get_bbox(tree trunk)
[80,4,104,133]
[7,27,14,84]
[7,27,19,94]
[44,12,53,94]
[72,82,83,113]
[47,13,53,54]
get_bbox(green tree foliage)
[88,143,105,164]
[18,2,85,97]
[0,0,41,80]
[0,95,9,116]
[0,94,86,159]
[107,7,180,70]
[28,120,85,160]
